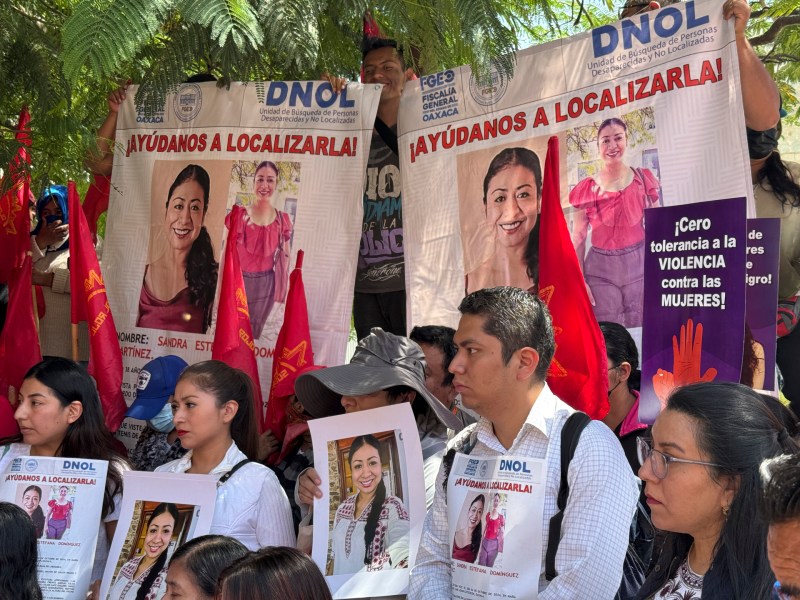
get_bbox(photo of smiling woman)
[46,485,73,540]
[568,116,661,328]
[451,493,484,563]
[19,484,45,538]
[137,164,219,334]
[225,160,294,339]
[330,434,409,575]
[108,502,179,600]
[464,147,542,294]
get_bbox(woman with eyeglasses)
[635,382,799,599]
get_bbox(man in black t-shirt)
[354,38,415,340]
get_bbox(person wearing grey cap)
[294,328,463,521]
[125,355,188,471]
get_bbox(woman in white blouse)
[331,435,409,574]
[156,361,294,549]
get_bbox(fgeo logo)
[173,83,203,122]
[469,64,509,107]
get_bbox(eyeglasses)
[774,581,800,600]
[636,437,723,480]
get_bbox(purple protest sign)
[745,218,780,391]
[640,198,747,423]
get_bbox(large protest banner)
[102,82,381,443]
[640,197,747,422]
[0,454,108,600]
[399,0,753,333]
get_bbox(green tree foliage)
[1,0,798,191]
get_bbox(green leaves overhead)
[62,0,175,81]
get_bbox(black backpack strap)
[545,411,592,581]
[374,117,399,155]
[217,459,251,488]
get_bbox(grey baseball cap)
[295,328,462,431]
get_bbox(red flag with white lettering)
[213,205,264,433]
[68,182,126,431]
[538,136,609,419]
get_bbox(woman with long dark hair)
[750,125,800,411]
[331,434,409,574]
[0,502,42,600]
[569,117,661,328]
[452,494,484,563]
[165,535,248,600]
[21,484,45,538]
[636,382,799,599]
[0,357,127,587]
[217,546,332,600]
[108,503,178,600]
[466,147,542,294]
[225,160,293,338]
[137,164,218,334]
[155,361,294,549]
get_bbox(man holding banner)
[410,288,638,599]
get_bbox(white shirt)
[409,384,639,600]
[156,441,295,550]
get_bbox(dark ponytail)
[135,503,179,600]
[348,435,386,565]
[186,226,218,332]
[756,151,800,209]
[178,361,259,460]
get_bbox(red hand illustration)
[653,319,718,410]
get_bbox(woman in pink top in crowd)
[569,118,660,328]
[478,493,505,568]
[225,160,293,339]
[137,164,218,334]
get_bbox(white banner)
[103,81,381,446]
[101,471,217,599]
[399,0,753,333]
[308,403,425,598]
[0,455,108,600]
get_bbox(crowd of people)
[0,0,799,599]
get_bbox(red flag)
[264,250,315,460]
[82,174,111,241]
[0,253,42,433]
[538,136,609,419]
[67,182,126,431]
[0,107,32,283]
[213,205,264,433]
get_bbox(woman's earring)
[722,504,730,518]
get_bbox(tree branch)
[749,13,800,47]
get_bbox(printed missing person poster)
[100,471,216,599]
[746,218,780,391]
[640,197,747,422]
[0,455,108,600]
[399,0,753,333]
[446,454,546,599]
[102,81,381,448]
[307,403,425,598]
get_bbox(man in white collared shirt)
[409,287,639,599]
